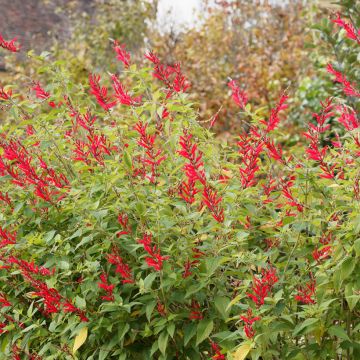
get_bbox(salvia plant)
[0,3,359,360]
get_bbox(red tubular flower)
[111,74,141,106]
[145,51,190,98]
[98,272,115,301]
[261,93,288,132]
[179,179,199,204]
[332,13,360,44]
[228,79,248,109]
[138,233,169,272]
[246,267,278,307]
[189,299,203,320]
[113,41,131,67]
[237,129,263,188]
[89,74,116,111]
[210,341,225,360]
[63,301,89,322]
[117,213,131,237]
[107,247,134,284]
[0,293,11,307]
[312,246,331,262]
[337,106,359,131]
[240,308,260,339]
[0,86,12,100]
[295,278,316,304]
[32,82,50,100]
[178,131,206,185]
[202,185,224,223]
[0,34,20,52]
[327,63,360,98]
[0,227,16,249]
[134,121,166,183]
[264,138,283,163]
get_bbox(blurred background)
[0,0,350,136]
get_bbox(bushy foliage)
[0,3,359,360]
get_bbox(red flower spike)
[111,74,141,106]
[327,63,360,98]
[189,299,203,320]
[178,131,206,185]
[107,247,134,284]
[32,82,50,100]
[202,185,224,223]
[98,272,115,301]
[337,106,359,131]
[210,341,226,360]
[113,41,131,68]
[89,74,117,111]
[138,233,169,272]
[261,93,288,133]
[246,267,278,307]
[228,79,248,109]
[0,293,11,307]
[240,308,260,338]
[145,51,190,98]
[295,278,316,304]
[332,13,360,44]
[0,34,20,52]
[312,246,331,262]
[0,86,12,100]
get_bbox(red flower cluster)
[304,98,343,179]
[89,74,117,111]
[0,34,20,52]
[188,299,203,320]
[332,13,360,44]
[237,128,263,188]
[3,255,88,321]
[145,51,190,98]
[117,213,131,238]
[111,74,141,106]
[295,278,316,304]
[0,139,69,203]
[133,121,166,183]
[0,227,16,249]
[240,308,261,338]
[113,41,131,68]
[98,273,115,301]
[138,233,169,271]
[0,86,12,101]
[210,341,225,360]
[66,98,112,166]
[228,79,248,109]
[246,267,278,307]
[178,130,224,222]
[261,93,288,133]
[32,82,50,100]
[107,247,134,284]
[327,64,360,98]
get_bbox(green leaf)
[293,318,319,336]
[184,323,197,346]
[345,283,360,311]
[340,257,356,282]
[167,323,175,338]
[328,325,350,341]
[196,319,214,345]
[158,331,168,355]
[146,301,157,322]
[214,295,230,320]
